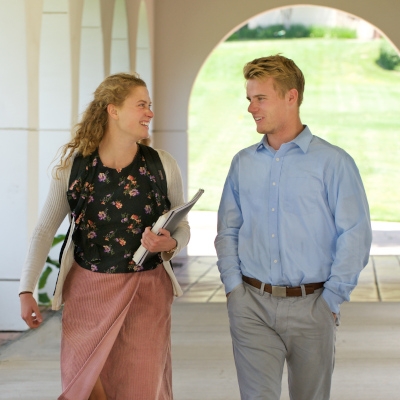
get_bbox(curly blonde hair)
[56,73,147,174]
[243,54,305,106]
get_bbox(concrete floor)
[172,302,400,400]
[1,213,399,399]
[1,255,400,400]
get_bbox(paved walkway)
[187,211,400,257]
[1,254,399,400]
[1,212,399,399]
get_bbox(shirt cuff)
[223,274,243,294]
[322,288,343,314]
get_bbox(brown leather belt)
[242,276,324,297]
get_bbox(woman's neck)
[98,136,138,171]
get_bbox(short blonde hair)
[56,73,146,173]
[243,54,305,106]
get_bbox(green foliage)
[52,233,67,247]
[39,293,51,304]
[38,266,53,289]
[227,24,309,40]
[309,26,356,39]
[286,24,311,38]
[45,255,60,268]
[227,24,356,41]
[376,41,400,70]
[38,233,65,305]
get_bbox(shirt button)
[272,182,276,186]
[276,158,280,161]
[272,234,275,238]
[274,259,278,263]
[271,208,275,212]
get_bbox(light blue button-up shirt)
[215,126,372,313]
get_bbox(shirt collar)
[292,125,313,153]
[255,125,313,154]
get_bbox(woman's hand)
[141,227,177,253]
[20,293,43,329]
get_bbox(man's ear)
[287,88,299,105]
[107,104,118,119]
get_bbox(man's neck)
[266,121,304,151]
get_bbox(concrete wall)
[0,0,38,330]
[0,0,148,330]
[0,0,399,330]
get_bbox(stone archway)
[187,4,400,216]
[152,0,400,198]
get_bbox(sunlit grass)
[189,38,400,221]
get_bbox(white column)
[126,0,154,136]
[110,0,130,74]
[0,0,42,330]
[135,0,152,94]
[79,0,105,114]
[69,0,85,126]
[35,0,75,303]
[99,0,115,77]
[39,0,73,208]
[153,130,188,199]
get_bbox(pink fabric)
[59,261,173,400]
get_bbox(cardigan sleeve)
[156,149,190,260]
[19,164,72,294]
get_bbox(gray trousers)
[227,282,337,400]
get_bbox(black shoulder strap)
[138,143,169,203]
[69,153,86,187]
[58,153,88,266]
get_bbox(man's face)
[246,77,290,136]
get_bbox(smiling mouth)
[254,117,262,122]
[140,121,150,127]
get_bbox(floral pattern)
[68,148,169,274]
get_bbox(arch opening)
[188,5,400,255]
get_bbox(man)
[214,54,372,400]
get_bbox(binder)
[133,188,205,265]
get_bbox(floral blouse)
[67,147,170,274]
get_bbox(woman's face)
[113,85,153,142]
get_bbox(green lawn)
[188,38,400,221]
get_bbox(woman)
[19,73,189,400]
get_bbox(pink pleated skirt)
[58,261,173,400]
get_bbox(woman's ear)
[107,104,118,119]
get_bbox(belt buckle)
[271,285,287,297]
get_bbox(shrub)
[376,41,400,70]
[227,24,356,41]
[286,24,311,38]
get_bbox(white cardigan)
[19,149,190,310]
